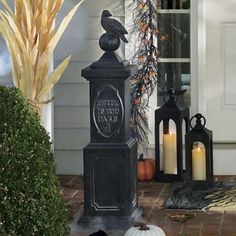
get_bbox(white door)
[205,0,236,142]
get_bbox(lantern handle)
[190,113,206,130]
[163,88,178,105]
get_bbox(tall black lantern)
[155,89,189,182]
[185,113,213,186]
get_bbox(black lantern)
[155,89,190,182]
[185,113,213,186]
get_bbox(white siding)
[54,106,90,128]
[54,83,89,106]
[54,0,125,175]
[0,74,12,84]
[54,128,90,150]
[55,150,84,175]
[0,43,13,86]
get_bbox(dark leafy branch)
[130,0,168,152]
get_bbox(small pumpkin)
[137,154,156,181]
[124,223,166,236]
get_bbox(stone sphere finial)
[99,33,120,51]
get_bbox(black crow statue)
[101,10,128,43]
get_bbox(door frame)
[190,0,206,116]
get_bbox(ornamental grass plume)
[0,0,85,114]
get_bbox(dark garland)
[130,0,168,152]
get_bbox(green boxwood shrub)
[0,86,69,235]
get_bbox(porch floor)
[59,175,236,236]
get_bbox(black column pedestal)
[78,207,143,230]
[78,139,143,229]
[78,22,142,230]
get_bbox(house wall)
[54,0,125,175]
[1,1,235,175]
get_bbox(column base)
[77,207,143,230]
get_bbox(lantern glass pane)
[191,141,206,181]
[159,120,164,171]
[182,119,187,170]
[169,119,176,134]
[162,119,177,174]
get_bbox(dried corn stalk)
[0,0,85,114]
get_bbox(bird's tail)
[120,34,128,43]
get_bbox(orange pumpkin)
[137,154,156,181]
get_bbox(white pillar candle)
[163,133,177,174]
[192,146,206,180]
